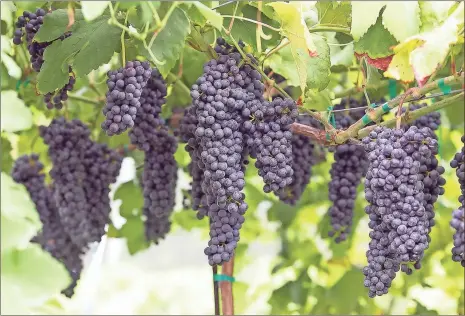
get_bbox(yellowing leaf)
[268,1,316,95]
[384,2,464,83]
[419,1,456,32]
[382,2,421,42]
[351,2,385,40]
[384,39,420,82]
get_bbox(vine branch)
[336,73,464,143]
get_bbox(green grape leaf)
[81,1,109,21]
[247,1,275,20]
[1,245,70,309]
[139,2,156,25]
[270,272,310,314]
[354,14,398,58]
[1,173,40,225]
[327,33,354,69]
[268,201,297,228]
[445,97,465,128]
[179,46,208,86]
[193,1,223,30]
[351,2,385,40]
[114,181,143,218]
[37,14,122,93]
[361,56,383,86]
[1,90,33,132]
[268,2,317,95]
[1,136,13,173]
[266,34,330,92]
[316,1,351,27]
[382,2,421,42]
[148,8,191,78]
[120,217,149,255]
[1,2,16,25]
[329,268,366,314]
[35,9,85,42]
[302,88,333,112]
[265,45,300,87]
[306,34,331,91]
[36,41,70,94]
[1,215,40,252]
[166,79,192,108]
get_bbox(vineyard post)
[220,257,235,315]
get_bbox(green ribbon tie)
[438,78,451,95]
[326,106,336,141]
[389,79,397,99]
[213,274,235,282]
[361,114,372,126]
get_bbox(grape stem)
[120,11,129,67]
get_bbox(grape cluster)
[179,105,208,219]
[128,68,167,150]
[403,103,445,265]
[192,38,261,265]
[450,136,464,266]
[450,135,465,205]
[12,154,83,297]
[43,75,76,110]
[277,116,318,205]
[362,126,437,297]
[128,68,178,243]
[327,111,369,242]
[243,97,298,196]
[82,142,123,239]
[13,8,48,69]
[102,61,153,136]
[142,128,178,243]
[13,8,75,110]
[450,207,464,267]
[40,117,122,250]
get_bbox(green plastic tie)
[381,102,391,113]
[213,274,235,282]
[438,78,451,95]
[389,79,397,99]
[16,79,22,91]
[361,114,372,126]
[123,144,129,155]
[326,106,336,141]
[23,78,30,87]
[369,103,378,108]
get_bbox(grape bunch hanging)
[12,122,122,296]
[13,8,75,109]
